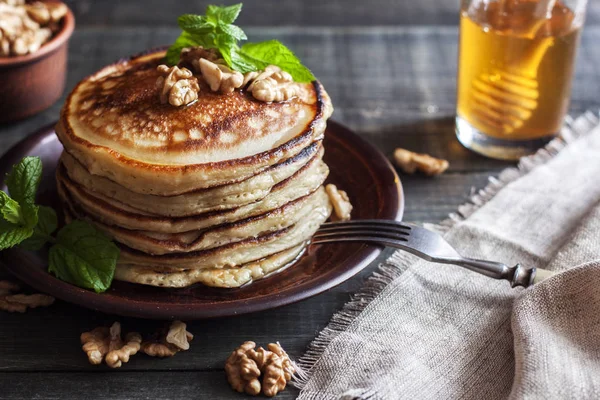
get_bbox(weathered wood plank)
[0,371,299,399]
[62,0,600,27]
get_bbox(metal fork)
[313,220,554,288]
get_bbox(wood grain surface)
[1,2,599,398]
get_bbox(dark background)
[1,1,599,399]
[62,0,600,26]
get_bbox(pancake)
[57,47,337,288]
[60,141,323,217]
[64,196,330,271]
[57,152,329,233]
[63,187,329,255]
[114,244,306,288]
[56,50,334,195]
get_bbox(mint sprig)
[166,3,315,83]
[0,157,120,293]
[49,221,119,293]
[20,205,57,251]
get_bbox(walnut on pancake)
[0,0,67,56]
[198,58,244,93]
[169,45,301,103]
[155,64,200,107]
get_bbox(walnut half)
[393,148,449,176]
[0,1,66,57]
[140,320,193,357]
[246,65,299,103]
[0,280,54,313]
[155,65,200,107]
[198,58,244,93]
[325,184,353,222]
[80,322,142,368]
[225,341,295,397]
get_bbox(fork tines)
[313,220,410,243]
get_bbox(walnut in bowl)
[0,0,75,123]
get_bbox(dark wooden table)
[1,1,599,398]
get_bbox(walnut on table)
[393,148,449,176]
[80,322,142,368]
[140,320,193,357]
[225,341,295,397]
[325,184,353,221]
[0,279,54,313]
[155,64,200,107]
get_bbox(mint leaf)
[166,32,201,65]
[5,156,42,206]
[178,14,215,34]
[239,40,315,82]
[167,6,314,81]
[0,218,33,250]
[218,22,246,41]
[0,191,23,225]
[230,48,260,73]
[48,220,119,293]
[20,206,57,251]
[207,3,242,24]
[215,33,238,67]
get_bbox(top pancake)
[57,50,333,195]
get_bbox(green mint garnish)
[49,220,119,293]
[0,218,34,250]
[20,205,57,251]
[238,40,315,82]
[6,156,42,206]
[0,191,24,225]
[166,3,315,83]
[0,157,120,292]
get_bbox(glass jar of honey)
[455,0,588,160]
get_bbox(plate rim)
[0,120,404,319]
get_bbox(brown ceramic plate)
[0,121,403,319]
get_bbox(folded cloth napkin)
[295,112,600,400]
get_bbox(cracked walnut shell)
[156,64,200,107]
[393,148,449,176]
[226,341,295,397]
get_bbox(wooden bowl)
[0,3,75,123]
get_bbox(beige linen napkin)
[295,112,600,400]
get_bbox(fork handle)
[455,259,554,288]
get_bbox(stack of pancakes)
[55,50,334,288]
